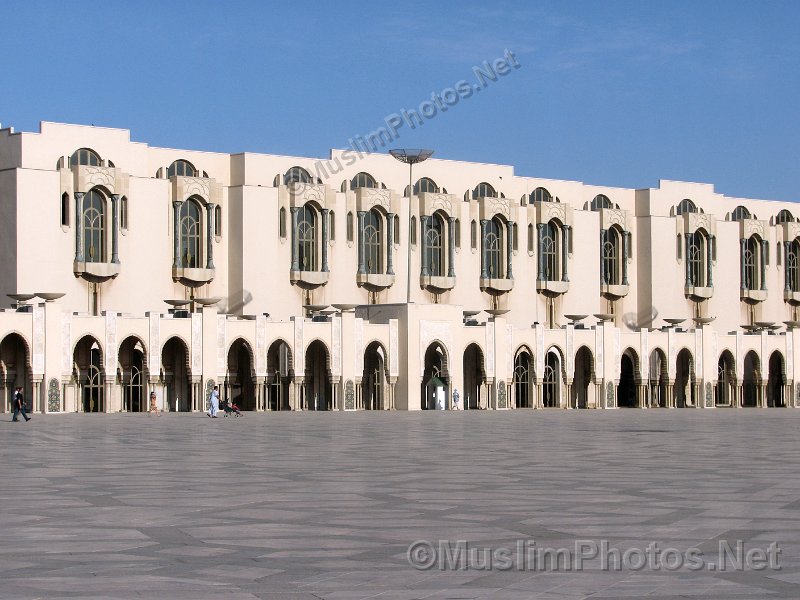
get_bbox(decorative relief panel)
[354,318,364,377]
[389,319,399,377]
[640,329,649,381]
[705,382,713,407]
[488,197,510,219]
[148,312,159,375]
[695,328,703,381]
[736,331,743,382]
[192,313,203,375]
[205,379,215,407]
[216,314,226,376]
[486,322,495,379]
[294,317,304,373]
[345,379,355,410]
[362,187,392,209]
[104,312,117,376]
[787,333,794,382]
[613,329,621,379]
[428,193,452,214]
[255,315,266,376]
[595,326,604,380]
[32,305,44,375]
[62,313,72,376]
[606,381,615,408]
[507,325,514,379]
[601,208,627,230]
[332,316,342,377]
[535,324,544,381]
[497,383,507,409]
[668,328,676,379]
[566,325,574,379]
[47,378,60,413]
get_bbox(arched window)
[543,351,560,408]
[527,224,534,253]
[602,227,621,285]
[414,177,439,195]
[179,200,202,268]
[787,240,799,292]
[393,215,400,245]
[363,210,383,274]
[297,205,317,271]
[61,193,69,226]
[351,172,377,190]
[530,187,552,203]
[454,218,461,248]
[167,159,197,178]
[743,236,762,290]
[120,196,128,230]
[777,209,796,224]
[411,216,417,245]
[484,218,504,278]
[83,189,106,262]
[514,351,532,408]
[676,198,697,215]
[473,182,497,199]
[731,206,751,221]
[279,207,286,238]
[346,212,354,242]
[541,221,560,281]
[329,210,336,241]
[214,205,222,237]
[284,166,312,185]
[687,230,707,286]
[591,194,612,211]
[425,213,444,276]
[470,220,477,250]
[70,148,101,167]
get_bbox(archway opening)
[573,347,593,409]
[305,340,331,410]
[768,351,785,407]
[119,337,146,412]
[649,349,667,408]
[267,340,293,411]
[743,351,760,407]
[227,339,255,411]
[514,348,533,408]
[362,342,387,410]
[422,343,448,410]
[74,335,104,413]
[716,351,735,406]
[161,337,191,412]
[675,349,695,408]
[618,353,637,407]
[543,350,561,408]
[463,343,485,410]
[1,333,31,413]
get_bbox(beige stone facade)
[0,121,797,414]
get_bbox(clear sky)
[2,1,799,201]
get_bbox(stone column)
[290,207,300,272]
[205,203,215,269]
[707,235,714,286]
[321,208,330,273]
[448,216,456,278]
[740,238,747,290]
[480,219,489,279]
[75,192,85,263]
[621,230,629,285]
[420,215,430,277]
[386,212,395,275]
[506,221,514,279]
[760,239,767,290]
[562,224,570,282]
[357,211,366,274]
[172,200,182,268]
[110,194,120,264]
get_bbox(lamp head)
[389,148,434,165]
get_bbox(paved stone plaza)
[2,410,800,599]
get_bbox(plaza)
[3,410,800,599]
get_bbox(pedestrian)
[12,386,30,422]
[148,391,160,416]
[207,385,219,418]
[452,388,460,410]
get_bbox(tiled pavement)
[2,409,800,599]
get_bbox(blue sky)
[2,1,799,200]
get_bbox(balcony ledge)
[536,279,569,294]
[172,267,215,287]
[74,261,120,282]
[480,277,514,292]
[420,275,455,291]
[685,285,714,299]
[740,288,766,302]
[357,272,395,290]
[290,270,329,286]
[601,283,630,298]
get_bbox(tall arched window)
[214,205,222,237]
[514,351,532,408]
[70,148,101,167]
[61,193,70,226]
[687,231,706,286]
[527,224,534,253]
[363,210,383,274]
[470,220,477,249]
[426,213,444,276]
[591,194,612,211]
[279,207,286,238]
[777,209,796,224]
[351,172,377,189]
[168,159,197,178]
[602,227,621,285]
[393,215,400,245]
[530,187,552,203]
[329,210,336,241]
[297,205,317,271]
[541,221,559,281]
[484,218,504,278]
[179,200,202,268]
[676,198,697,215]
[83,189,106,263]
[473,182,497,199]
[787,240,799,292]
[411,216,417,245]
[120,196,128,230]
[743,236,761,290]
[346,212,354,242]
[284,166,311,185]
[414,177,439,195]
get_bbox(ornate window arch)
[676,198,697,215]
[786,239,799,292]
[297,204,318,271]
[591,194,612,211]
[179,199,203,268]
[284,166,311,185]
[83,189,106,263]
[687,229,708,287]
[363,209,383,274]
[777,209,795,224]
[540,220,561,282]
[483,217,504,278]
[351,172,377,190]
[473,182,497,199]
[543,350,561,408]
[70,148,101,167]
[742,234,766,291]
[731,206,751,221]
[412,177,438,195]
[530,187,553,203]
[168,159,197,178]
[425,213,445,276]
[602,226,622,285]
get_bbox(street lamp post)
[389,149,434,303]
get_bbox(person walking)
[148,391,160,416]
[12,386,30,422]
[207,385,219,418]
